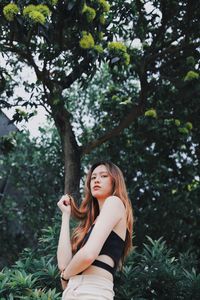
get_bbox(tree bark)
[51,103,81,201]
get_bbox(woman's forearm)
[62,246,93,280]
[57,213,72,271]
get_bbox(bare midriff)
[80,215,126,282]
[81,254,114,281]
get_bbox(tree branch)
[4,45,43,80]
[145,40,200,66]
[81,65,148,156]
[58,56,95,89]
[81,103,145,155]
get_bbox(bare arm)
[57,212,72,271]
[57,194,73,272]
[62,196,125,280]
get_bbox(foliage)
[115,237,200,300]
[0,126,63,266]
[0,0,130,197]
[108,41,130,65]
[0,0,115,103]
[0,225,199,299]
[144,108,157,118]
[82,4,96,23]
[61,61,200,260]
[0,2,200,294]
[1,0,200,199]
[1,59,200,271]
[0,220,69,299]
[3,3,19,21]
[0,132,17,154]
[184,71,199,82]
[79,31,95,49]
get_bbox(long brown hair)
[70,161,134,267]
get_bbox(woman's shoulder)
[105,197,127,235]
[105,195,125,207]
[102,196,126,225]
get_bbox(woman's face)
[90,164,113,200]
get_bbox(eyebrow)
[91,171,108,176]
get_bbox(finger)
[63,198,70,205]
[57,197,67,206]
[60,194,71,202]
[63,194,71,203]
[63,200,69,206]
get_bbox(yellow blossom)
[82,5,96,22]
[99,14,105,24]
[184,70,199,81]
[97,0,110,12]
[49,0,58,5]
[174,119,180,126]
[36,5,51,17]
[94,45,104,53]
[28,11,46,24]
[23,4,51,24]
[23,5,35,16]
[79,32,95,49]
[3,3,19,21]
[108,42,127,53]
[108,42,130,65]
[144,109,157,118]
[185,122,193,130]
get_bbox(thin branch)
[81,103,144,155]
[4,45,43,79]
[81,69,148,156]
[146,40,200,66]
[58,56,95,89]
[41,81,53,115]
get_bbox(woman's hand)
[60,270,69,290]
[57,194,71,216]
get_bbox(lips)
[93,185,101,190]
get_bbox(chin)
[92,192,101,198]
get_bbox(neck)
[96,198,106,211]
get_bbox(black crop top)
[78,224,126,276]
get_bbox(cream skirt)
[62,274,114,300]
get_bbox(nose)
[94,176,100,183]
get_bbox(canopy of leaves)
[1,0,199,150]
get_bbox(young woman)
[57,161,134,300]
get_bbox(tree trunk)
[51,104,81,201]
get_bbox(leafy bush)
[115,237,200,300]
[0,223,199,299]
[0,221,61,299]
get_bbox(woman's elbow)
[57,258,71,272]
[83,247,98,264]
[58,263,66,272]
[57,254,72,271]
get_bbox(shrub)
[0,226,199,299]
[114,237,200,300]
